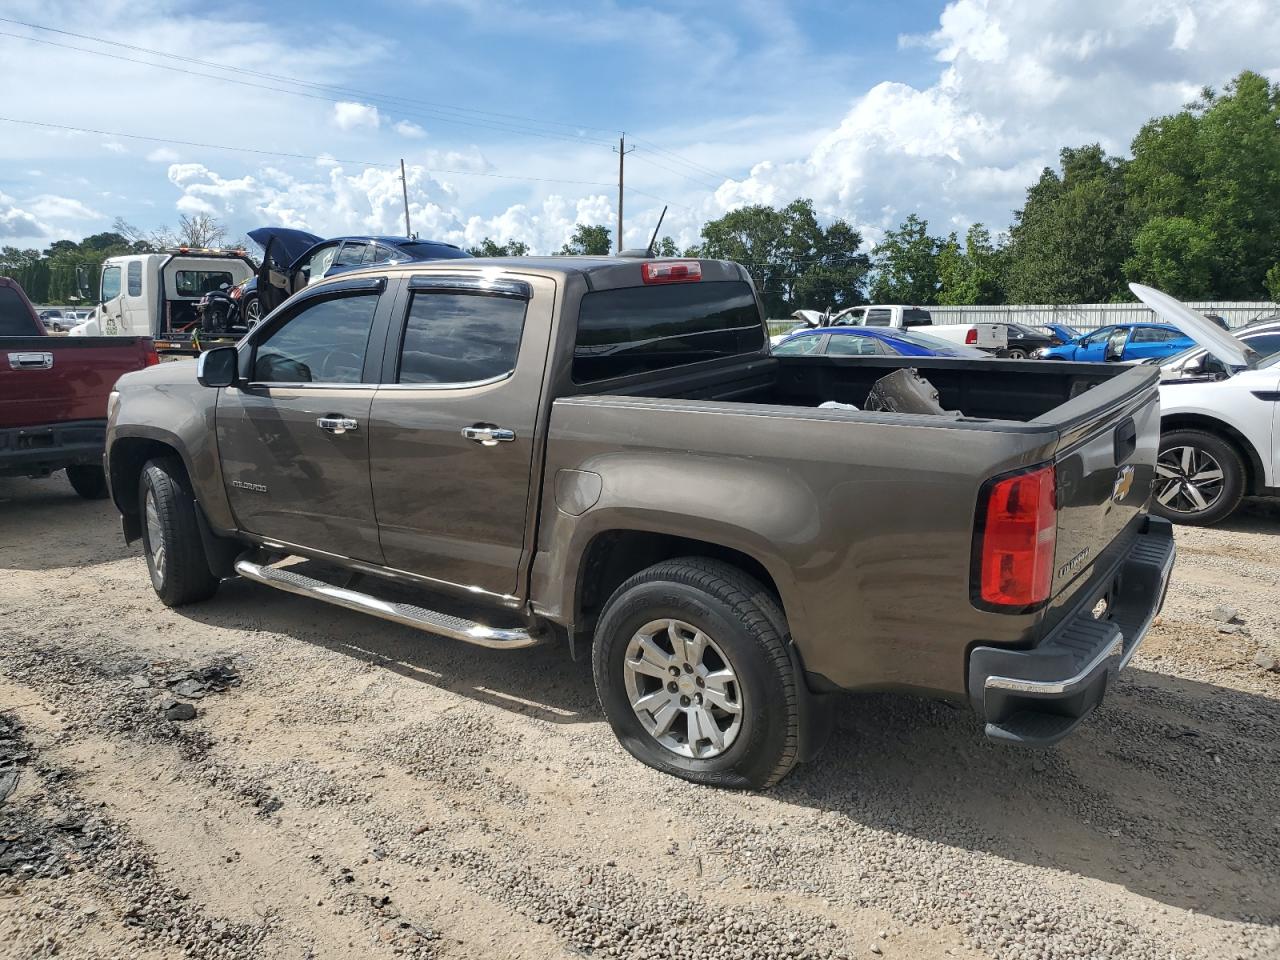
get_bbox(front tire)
[1003,347,1028,360]
[66,465,108,500]
[1150,429,1245,526]
[592,558,802,789]
[139,457,219,606]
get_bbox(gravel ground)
[1,473,1277,960]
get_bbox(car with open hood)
[1128,286,1280,525]
[237,228,471,327]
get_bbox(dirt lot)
[1,474,1277,960]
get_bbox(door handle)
[8,352,54,370]
[461,425,516,446]
[316,416,359,435]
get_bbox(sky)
[1,0,1279,256]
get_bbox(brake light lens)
[642,260,702,284]
[144,344,160,367]
[965,328,977,344]
[976,464,1056,609]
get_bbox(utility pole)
[399,159,413,238]
[614,134,634,253]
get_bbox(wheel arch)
[570,527,797,650]
[1161,413,1266,495]
[108,434,189,533]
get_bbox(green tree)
[1126,71,1280,298]
[653,236,680,257]
[559,224,612,256]
[467,237,530,257]
[869,214,940,303]
[1265,263,1280,301]
[937,224,1007,305]
[691,199,869,316]
[1005,145,1133,303]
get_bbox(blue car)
[772,326,989,358]
[1035,322,1195,362]
[238,227,471,326]
[1035,323,1082,343]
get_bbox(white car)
[1132,287,1280,526]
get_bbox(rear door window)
[864,308,893,327]
[335,242,370,267]
[825,335,883,355]
[573,280,764,382]
[397,292,527,385]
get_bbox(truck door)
[215,277,391,561]
[98,263,124,335]
[366,274,554,599]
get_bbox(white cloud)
[147,148,181,163]
[332,101,381,131]
[27,195,101,220]
[707,0,1280,240]
[102,141,127,154]
[394,120,427,138]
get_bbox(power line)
[0,16,737,189]
[0,30,616,149]
[0,116,629,189]
[630,136,738,184]
[0,16,624,141]
[629,151,724,191]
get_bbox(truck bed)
[542,353,1160,700]
[1,336,157,430]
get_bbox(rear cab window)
[0,287,37,335]
[572,280,764,383]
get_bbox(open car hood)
[1129,283,1257,369]
[791,309,826,329]
[247,227,323,267]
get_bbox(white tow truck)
[70,248,256,354]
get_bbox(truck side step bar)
[233,555,540,650]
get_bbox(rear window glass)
[902,308,932,327]
[397,242,473,261]
[573,281,764,382]
[174,270,234,297]
[0,287,36,335]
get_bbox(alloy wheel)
[622,618,743,759]
[244,297,262,328]
[1155,445,1225,514]
[145,489,167,584]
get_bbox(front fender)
[530,450,816,645]
[107,364,233,530]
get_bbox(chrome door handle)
[461,425,515,446]
[316,416,359,435]
[8,352,54,370]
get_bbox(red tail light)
[975,464,1056,610]
[642,261,701,284]
[144,345,160,367]
[965,328,977,344]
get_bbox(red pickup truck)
[0,276,158,498]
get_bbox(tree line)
[7,71,1278,312]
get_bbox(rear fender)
[531,452,814,646]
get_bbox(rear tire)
[1003,347,1029,360]
[66,465,108,500]
[139,457,219,606]
[592,558,803,789]
[1150,429,1245,526]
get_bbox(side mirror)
[75,264,91,301]
[197,346,239,388]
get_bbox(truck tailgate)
[1027,364,1164,637]
[0,337,156,429]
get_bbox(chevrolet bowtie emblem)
[1112,464,1135,502]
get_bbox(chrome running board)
[233,556,540,650]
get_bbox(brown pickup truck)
[1,276,158,498]
[104,257,1175,788]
